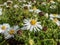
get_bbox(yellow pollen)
[1,26,6,30]
[33,6,37,10]
[53,18,58,22]
[30,19,36,25]
[9,30,15,35]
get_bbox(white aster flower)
[4,25,19,39]
[22,4,32,9]
[22,19,42,31]
[29,6,41,13]
[50,17,60,26]
[0,23,10,33]
[4,0,13,7]
[50,14,60,18]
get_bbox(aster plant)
[0,0,60,45]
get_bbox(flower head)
[4,25,19,39]
[50,14,60,18]
[29,6,41,13]
[22,19,42,31]
[0,23,10,33]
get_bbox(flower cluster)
[0,23,19,39]
[0,0,60,45]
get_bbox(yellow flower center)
[33,6,37,10]
[30,19,37,25]
[53,14,58,17]
[1,26,6,30]
[9,30,15,35]
[29,39,34,45]
[53,18,58,22]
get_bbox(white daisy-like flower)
[4,25,19,39]
[50,14,60,18]
[29,6,41,13]
[22,4,32,9]
[0,23,10,33]
[0,8,2,15]
[4,0,13,7]
[50,17,60,26]
[22,19,42,31]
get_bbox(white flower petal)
[0,29,4,33]
[27,25,31,30]
[30,26,34,31]
[13,25,19,30]
[36,24,42,29]
[35,26,40,31]
[35,9,41,13]
[56,21,60,26]
[33,28,36,31]
[3,23,10,29]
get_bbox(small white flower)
[29,6,41,13]
[22,4,32,9]
[4,25,19,39]
[4,0,13,7]
[0,23,10,33]
[50,14,60,26]
[21,19,42,31]
[50,14,60,18]
[50,17,60,26]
